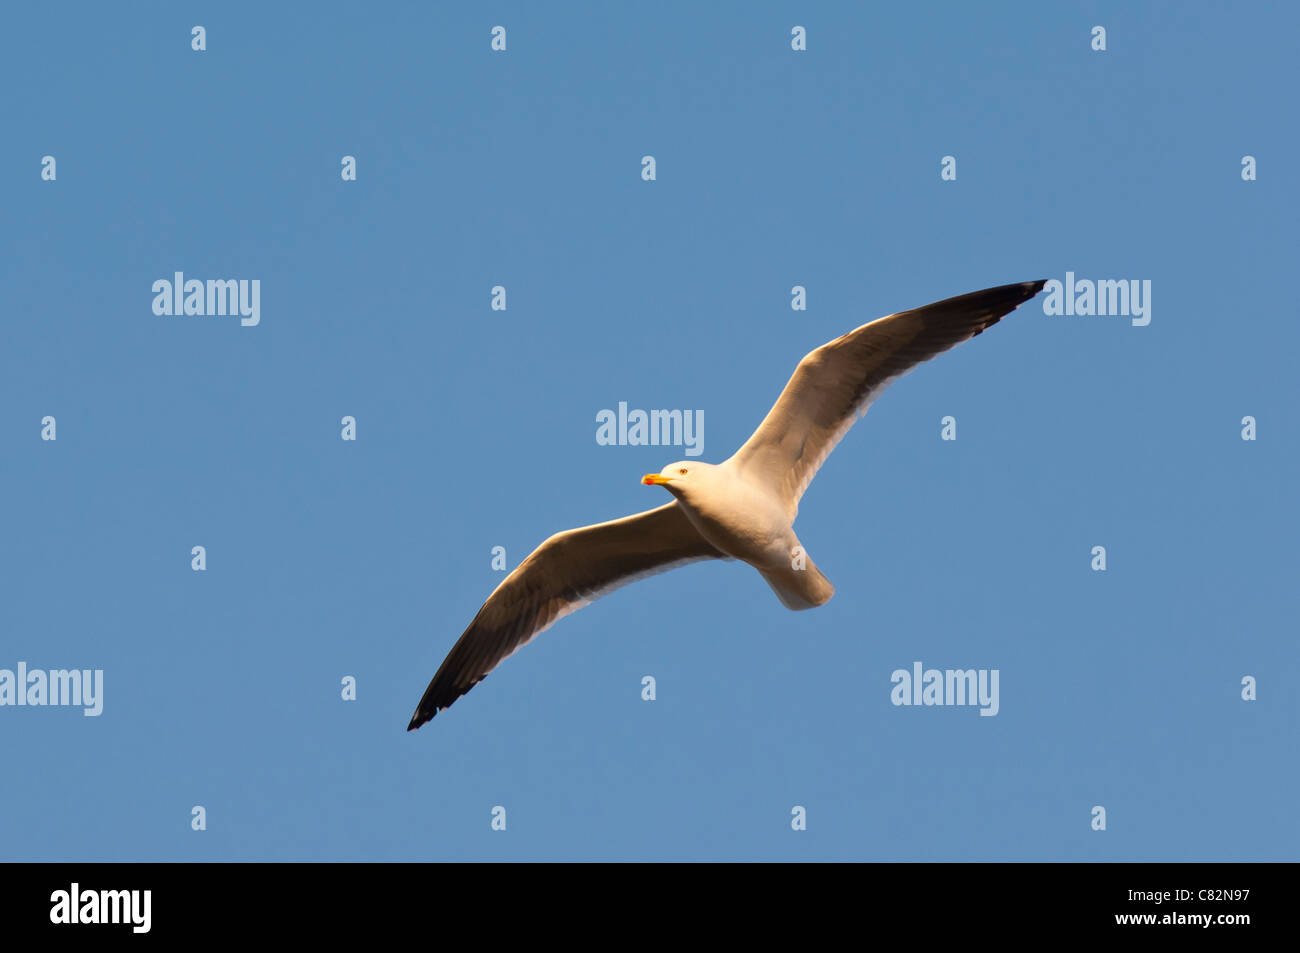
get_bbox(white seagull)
[408,281,1045,729]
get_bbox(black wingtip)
[994,279,1048,311]
[961,280,1046,336]
[407,708,434,732]
[952,279,1047,311]
[1009,279,1047,299]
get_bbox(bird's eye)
[678,468,688,475]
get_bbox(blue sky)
[2,2,1296,861]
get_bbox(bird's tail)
[759,560,835,611]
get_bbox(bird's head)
[642,461,715,499]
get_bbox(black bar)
[0,862,1280,939]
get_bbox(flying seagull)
[408,280,1045,730]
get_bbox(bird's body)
[671,463,791,566]
[653,461,833,610]
[408,280,1046,730]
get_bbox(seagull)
[408,280,1045,729]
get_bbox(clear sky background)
[2,2,1296,861]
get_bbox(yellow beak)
[642,474,673,486]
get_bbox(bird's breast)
[676,484,793,567]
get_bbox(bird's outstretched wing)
[408,502,723,729]
[731,281,1045,517]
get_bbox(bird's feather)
[408,501,723,729]
[731,281,1046,517]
